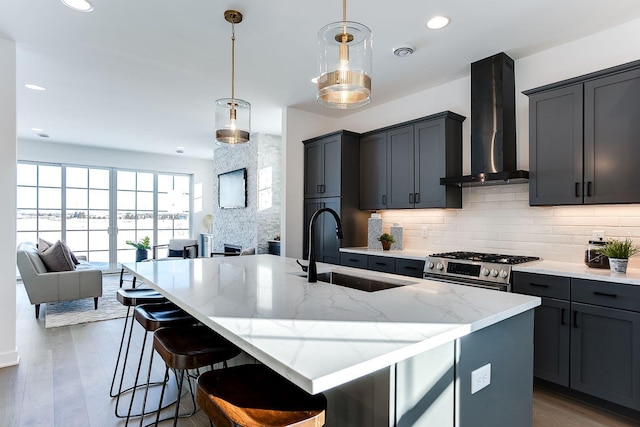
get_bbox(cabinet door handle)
[409,193,414,203]
[382,195,387,205]
[560,308,566,325]
[375,262,387,266]
[317,184,321,194]
[415,193,420,203]
[575,182,580,197]
[403,266,418,270]
[573,311,579,328]
[530,283,549,288]
[348,258,360,262]
[593,291,617,298]
[587,181,592,197]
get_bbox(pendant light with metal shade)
[215,10,251,145]
[317,0,372,109]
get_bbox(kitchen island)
[124,255,540,426]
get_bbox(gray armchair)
[17,242,103,318]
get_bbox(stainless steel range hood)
[441,52,529,187]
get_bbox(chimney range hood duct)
[441,52,528,186]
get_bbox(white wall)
[0,37,18,367]
[283,16,640,263]
[18,139,215,239]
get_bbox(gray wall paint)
[213,133,281,254]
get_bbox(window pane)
[39,165,61,187]
[137,192,153,211]
[157,230,174,244]
[158,175,173,192]
[89,169,109,189]
[118,171,136,190]
[67,188,88,209]
[17,232,37,245]
[39,188,61,209]
[137,213,153,230]
[117,190,135,210]
[137,173,154,191]
[174,175,190,192]
[118,249,136,264]
[38,231,61,243]
[173,229,189,239]
[66,231,87,251]
[17,187,37,209]
[118,231,136,249]
[90,189,109,210]
[89,231,109,251]
[175,213,189,229]
[89,211,109,230]
[38,210,61,230]
[67,211,88,230]
[89,250,109,262]
[17,210,37,231]
[158,193,171,212]
[158,214,173,230]
[17,163,37,186]
[117,212,136,231]
[66,167,88,188]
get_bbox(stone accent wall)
[212,133,281,254]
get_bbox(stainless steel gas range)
[423,251,540,292]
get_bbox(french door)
[17,162,192,273]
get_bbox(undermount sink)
[290,270,416,292]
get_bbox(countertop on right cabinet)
[514,260,640,286]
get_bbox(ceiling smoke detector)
[393,46,415,57]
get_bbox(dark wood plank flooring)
[2,281,637,426]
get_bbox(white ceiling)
[2,0,640,159]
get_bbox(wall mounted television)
[218,168,247,209]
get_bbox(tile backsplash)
[380,183,640,268]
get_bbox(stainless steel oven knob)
[490,268,499,277]
[499,270,509,278]
[481,267,490,276]
[436,262,444,270]
[426,261,435,270]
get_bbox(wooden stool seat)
[134,302,196,332]
[197,364,327,427]
[116,288,167,306]
[153,325,241,371]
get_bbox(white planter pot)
[609,258,628,274]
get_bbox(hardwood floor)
[2,280,638,426]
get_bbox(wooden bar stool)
[110,288,168,399]
[122,302,198,425]
[139,325,241,426]
[196,364,327,427]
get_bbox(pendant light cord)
[231,21,236,106]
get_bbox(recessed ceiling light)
[37,133,50,138]
[393,46,415,57]
[61,0,94,12]
[311,77,318,84]
[31,128,45,132]
[176,147,185,154]
[426,16,450,30]
[25,84,46,91]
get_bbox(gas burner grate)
[429,251,539,265]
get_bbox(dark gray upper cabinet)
[359,132,388,210]
[359,111,464,210]
[304,132,342,198]
[526,60,640,206]
[303,131,368,264]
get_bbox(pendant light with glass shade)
[215,10,251,144]
[317,0,372,109]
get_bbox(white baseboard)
[0,349,19,368]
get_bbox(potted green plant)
[378,233,395,251]
[126,236,151,262]
[597,238,640,273]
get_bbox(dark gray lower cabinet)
[513,271,640,412]
[340,253,425,278]
[534,298,570,386]
[303,198,341,264]
[570,302,640,410]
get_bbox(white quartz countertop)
[514,259,640,286]
[340,246,428,260]
[124,255,539,394]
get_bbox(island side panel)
[396,341,455,426]
[456,310,535,427]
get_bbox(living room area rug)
[44,273,133,328]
